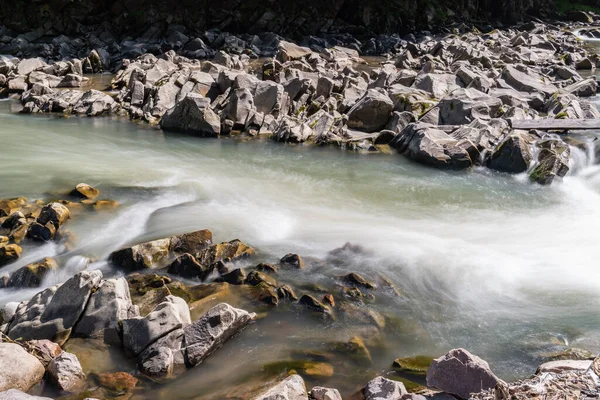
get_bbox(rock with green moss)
[263,360,334,378]
[329,336,372,366]
[530,139,570,185]
[392,355,434,376]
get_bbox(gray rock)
[254,80,285,115]
[347,89,393,133]
[0,343,45,392]
[363,376,407,400]
[536,359,592,374]
[184,303,256,367]
[273,116,314,143]
[502,66,557,97]
[391,123,473,170]
[413,73,462,99]
[226,88,255,126]
[151,78,180,117]
[47,352,86,393]
[140,346,174,378]
[310,386,342,400]
[277,41,312,62]
[437,88,502,125]
[72,90,117,116]
[8,270,103,345]
[122,296,190,355]
[564,78,597,97]
[73,277,137,338]
[161,94,221,136]
[487,133,533,173]
[0,302,19,325]
[16,58,44,75]
[426,348,504,399]
[0,390,52,400]
[253,374,308,400]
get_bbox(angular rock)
[72,90,117,116]
[502,66,557,97]
[6,258,57,288]
[487,133,533,173]
[47,352,86,393]
[22,339,62,367]
[363,376,407,400]
[0,244,22,267]
[253,374,308,400]
[160,94,221,137]
[530,139,570,185]
[73,277,137,338]
[277,41,312,62]
[183,303,256,367]
[564,78,597,98]
[195,239,255,266]
[536,359,592,374]
[280,253,304,269]
[169,229,213,254]
[347,89,393,133]
[310,387,342,400]
[438,88,502,125]
[37,202,70,228]
[70,183,99,200]
[167,253,212,280]
[298,295,331,315]
[426,348,504,399]
[140,346,174,378]
[273,116,314,143]
[0,343,45,392]
[109,237,171,270]
[8,270,103,345]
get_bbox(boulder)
[502,66,557,97]
[195,239,255,266]
[22,340,62,367]
[36,202,70,228]
[253,374,308,400]
[73,277,138,338]
[362,376,407,400]
[94,372,138,393]
[140,346,174,378]
[254,80,285,115]
[122,295,190,355]
[167,253,211,280]
[160,94,221,137]
[487,133,533,173]
[413,73,462,99]
[273,116,314,143]
[298,295,332,315]
[8,270,103,345]
[391,123,473,170]
[280,253,304,269]
[0,389,52,399]
[1,302,19,324]
[277,41,312,62]
[16,58,44,75]
[47,352,86,393]
[6,258,57,288]
[426,348,504,399]
[310,387,342,400]
[347,89,394,133]
[564,78,597,98]
[0,343,45,392]
[169,229,213,254]
[183,303,256,367]
[70,183,99,200]
[437,88,502,125]
[226,88,255,126]
[530,139,570,185]
[0,244,22,267]
[72,90,117,116]
[109,237,171,270]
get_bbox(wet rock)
[73,277,138,338]
[140,346,174,378]
[0,302,19,325]
[340,272,376,290]
[487,133,533,173]
[393,356,434,376]
[246,271,276,287]
[310,387,342,400]
[536,359,592,374]
[277,285,298,301]
[22,339,62,367]
[196,239,255,266]
[330,336,372,366]
[0,343,45,392]
[322,294,335,307]
[256,263,278,273]
[184,303,256,367]
[6,258,57,288]
[363,376,407,400]
[426,348,504,399]
[109,237,171,270]
[122,295,191,355]
[542,347,596,361]
[47,352,86,393]
[564,78,597,98]
[298,294,332,315]
[280,253,304,269]
[392,123,472,170]
[94,372,138,393]
[253,374,308,400]
[530,139,570,185]
[70,183,99,200]
[502,66,557,97]
[161,94,221,136]
[347,89,394,133]
[27,222,56,241]
[167,253,211,280]
[218,268,247,285]
[264,360,334,378]
[8,270,103,345]
[37,202,70,229]
[0,244,21,267]
[169,229,213,254]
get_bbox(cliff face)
[0,0,556,37]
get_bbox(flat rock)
[0,390,53,400]
[0,343,45,392]
[537,359,592,374]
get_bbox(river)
[1,89,600,397]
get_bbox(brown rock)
[169,229,213,254]
[70,183,100,200]
[7,258,58,287]
[0,244,22,267]
[95,371,138,392]
[280,253,304,269]
[23,339,63,367]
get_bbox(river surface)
[1,92,600,398]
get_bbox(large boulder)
[166,253,211,280]
[195,239,255,266]
[73,277,138,338]
[391,123,473,170]
[226,88,255,126]
[487,133,533,173]
[252,374,308,400]
[362,376,407,400]
[426,348,504,399]
[160,94,221,137]
[413,73,462,99]
[530,139,570,185]
[437,88,502,125]
[347,89,394,133]
[7,270,103,345]
[183,303,256,367]
[122,296,191,355]
[16,58,44,75]
[72,90,118,116]
[276,41,312,62]
[47,352,86,393]
[502,66,557,97]
[0,343,45,392]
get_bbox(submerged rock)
[0,389,53,399]
[426,348,504,399]
[280,253,304,269]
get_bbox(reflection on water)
[1,99,600,398]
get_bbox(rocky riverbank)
[3,13,600,184]
[0,183,599,399]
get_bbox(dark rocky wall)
[0,0,556,37]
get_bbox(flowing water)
[2,90,600,398]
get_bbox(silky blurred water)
[1,98,600,398]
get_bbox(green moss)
[392,355,434,376]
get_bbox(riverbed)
[1,96,600,398]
